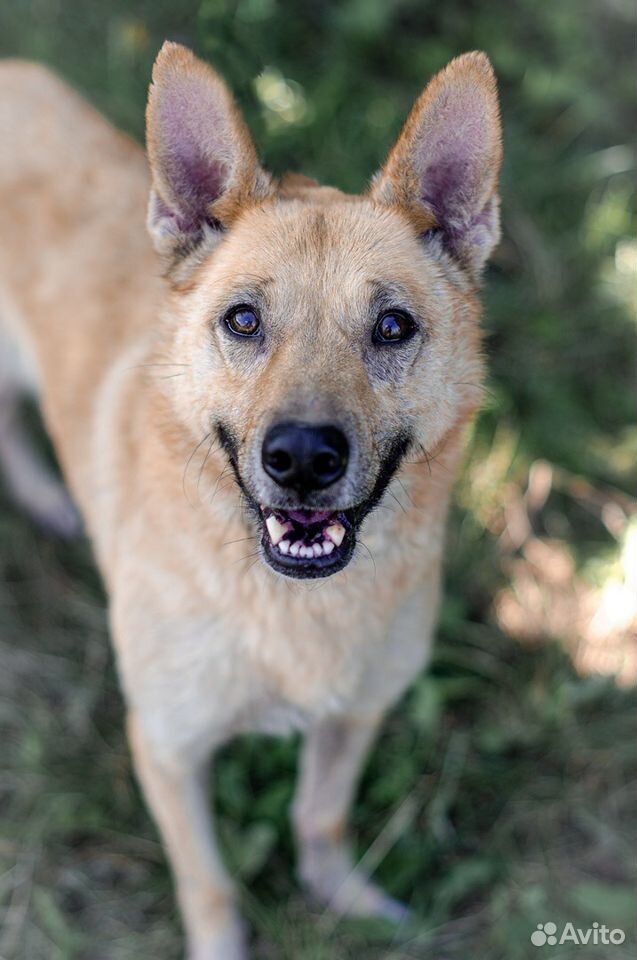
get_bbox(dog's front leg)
[292,715,410,923]
[127,712,247,960]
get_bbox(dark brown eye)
[225,306,261,337]
[373,310,415,344]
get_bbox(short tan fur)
[0,43,501,959]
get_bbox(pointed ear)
[146,42,272,258]
[371,52,502,280]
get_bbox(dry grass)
[1,0,635,957]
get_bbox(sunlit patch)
[492,461,637,688]
[253,68,309,130]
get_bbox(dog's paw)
[299,837,411,924]
[187,912,248,960]
[324,872,412,923]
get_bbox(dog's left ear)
[146,42,272,258]
[371,52,502,281]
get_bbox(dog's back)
[0,62,156,441]
[0,61,161,529]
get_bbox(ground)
[0,1,635,958]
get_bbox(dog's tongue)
[263,506,347,554]
[285,509,334,525]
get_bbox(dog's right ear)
[370,52,502,282]
[146,42,271,258]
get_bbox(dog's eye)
[373,310,415,345]
[225,306,261,338]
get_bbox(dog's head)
[146,43,502,579]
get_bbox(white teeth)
[281,540,336,561]
[265,514,290,545]
[270,517,345,561]
[325,523,346,547]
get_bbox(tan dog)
[0,43,501,959]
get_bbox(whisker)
[388,489,406,514]
[405,442,453,475]
[216,476,239,490]
[452,380,496,401]
[405,450,432,472]
[396,477,414,507]
[358,539,377,581]
[423,451,452,475]
[221,535,258,548]
[182,432,212,506]
[210,465,233,504]
[232,549,262,567]
[197,436,218,498]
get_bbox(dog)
[0,42,502,959]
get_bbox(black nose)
[262,422,349,492]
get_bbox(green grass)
[1,495,635,959]
[0,1,636,958]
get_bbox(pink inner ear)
[416,89,492,234]
[155,75,231,229]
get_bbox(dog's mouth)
[214,421,414,580]
[260,506,356,579]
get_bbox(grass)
[0,1,636,958]
[1,490,635,959]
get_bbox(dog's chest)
[236,599,382,729]
[112,512,434,754]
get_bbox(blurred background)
[0,1,635,958]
